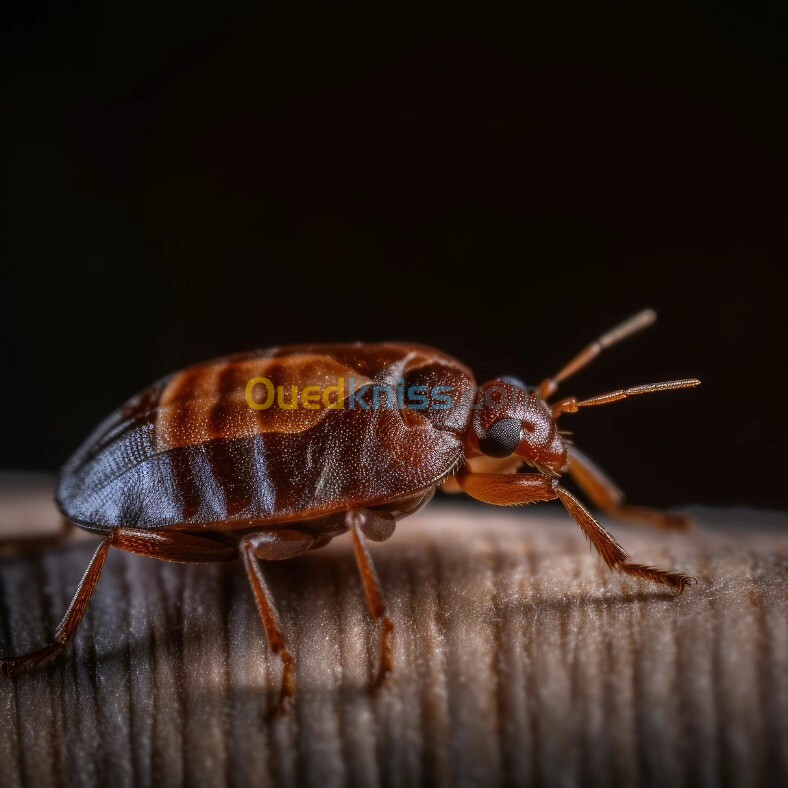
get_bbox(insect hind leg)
[1,537,112,677]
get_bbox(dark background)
[1,2,786,508]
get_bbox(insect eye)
[498,376,527,390]
[478,418,523,458]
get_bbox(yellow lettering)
[276,385,298,410]
[302,385,321,409]
[322,377,345,409]
[246,377,274,410]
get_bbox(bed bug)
[0,310,699,697]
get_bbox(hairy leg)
[240,529,315,703]
[112,528,238,562]
[1,538,111,676]
[346,509,397,685]
[455,470,559,506]
[555,486,695,593]
[456,470,694,594]
[1,528,239,677]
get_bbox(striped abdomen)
[57,344,475,532]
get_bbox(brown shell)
[56,343,476,532]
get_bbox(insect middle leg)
[239,529,315,702]
[456,470,694,593]
[567,446,692,530]
[346,509,398,685]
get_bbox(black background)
[2,2,786,508]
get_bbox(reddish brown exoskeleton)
[0,310,699,699]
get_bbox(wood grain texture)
[0,474,786,788]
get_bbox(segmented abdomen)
[56,344,474,531]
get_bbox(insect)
[1,310,699,697]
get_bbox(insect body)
[0,311,700,696]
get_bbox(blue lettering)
[431,385,453,410]
[348,379,371,410]
[373,385,395,410]
[407,385,429,410]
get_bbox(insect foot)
[1,643,63,677]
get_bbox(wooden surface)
[0,474,786,788]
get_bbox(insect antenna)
[539,309,656,400]
[552,378,700,418]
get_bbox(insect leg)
[442,456,524,494]
[455,470,694,594]
[1,537,112,677]
[347,510,396,685]
[111,528,238,562]
[455,470,560,505]
[555,485,695,594]
[240,530,314,703]
[567,445,691,530]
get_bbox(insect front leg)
[456,470,695,594]
[555,486,695,594]
[567,446,692,531]
[455,470,560,506]
[1,537,111,677]
[239,529,315,705]
[441,456,524,494]
[347,509,398,685]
